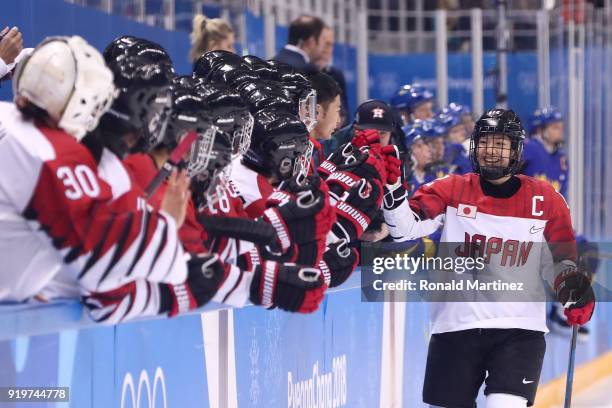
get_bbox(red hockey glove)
[326,147,386,201]
[352,129,382,152]
[554,263,596,325]
[319,239,359,288]
[380,145,402,185]
[250,261,327,313]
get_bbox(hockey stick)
[144,131,198,198]
[563,325,579,408]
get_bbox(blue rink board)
[0,268,611,407]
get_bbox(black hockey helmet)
[97,54,174,157]
[241,55,278,80]
[160,79,225,177]
[173,74,201,89]
[104,36,174,73]
[279,71,317,131]
[213,67,260,90]
[194,81,254,155]
[193,50,243,80]
[469,108,525,180]
[266,59,294,75]
[243,110,311,181]
[238,81,297,116]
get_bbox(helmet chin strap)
[480,165,507,181]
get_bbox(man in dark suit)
[273,15,328,74]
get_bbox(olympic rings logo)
[121,366,167,408]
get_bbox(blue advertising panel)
[233,290,383,407]
[367,51,537,122]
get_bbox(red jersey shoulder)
[409,174,462,218]
[38,126,98,169]
[123,153,158,190]
[34,127,116,205]
[420,173,474,193]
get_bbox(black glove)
[319,240,359,288]
[262,174,335,265]
[249,261,327,313]
[169,253,226,315]
[317,142,358,180]
[332,178,383,242]
[334,145,386,186]
[383,179,408,210]
[554,263,595,325]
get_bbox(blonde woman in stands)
[189,14,235,65]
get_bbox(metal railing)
[63,0,612,238]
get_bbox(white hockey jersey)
[384,173,576,334]
[228,156,275,218]
[0,102,187,303]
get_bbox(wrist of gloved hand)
[176,254,227,315]
[383,180,407,210]
[554,262,596,325]
[249,261,327,313]
[319,240,359,287]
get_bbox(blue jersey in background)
[521,138,569,198]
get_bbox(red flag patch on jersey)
[457,203,477,218]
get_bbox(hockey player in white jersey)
[0,36,213,303]
[79,46,330,322]
[382,109,595,407]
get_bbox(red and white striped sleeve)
[25,128,187,293]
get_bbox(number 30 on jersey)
[57,165,101,200]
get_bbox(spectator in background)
[189,14,235,66]
[322,99,397,157]
[0,26,31,81]
[308,71,343,167]
[312,25,350,127]
[273,15,328,73]
[390,83,435,126]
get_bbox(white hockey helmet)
[12,36,116,140]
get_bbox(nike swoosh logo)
[522,378,534,384]
[530,226,544,234]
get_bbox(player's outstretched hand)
[380,145,402,185]
[317,142,358,180]
[173,253,228,315]
[161,169,190,228]
[331,178,383,242]
[554,263,596,325]
[250,261,327,313]
[262,174,335,265]
[319,240,359,288]
[340,145,386,187]
[352,129,381,152]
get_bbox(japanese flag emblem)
[457,203,477,218]
[372,108,385,118]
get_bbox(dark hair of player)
[308,71,342,109]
